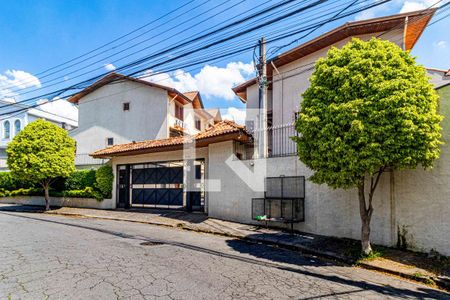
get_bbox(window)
[14,120,21,135]
[3,121,10,139]
[195,118,201,130]
[107,137,114,146]
[175,103,184,120]
[123,102,130,111]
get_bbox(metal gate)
[117,160,205,211]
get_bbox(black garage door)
[117,160,204,210]
[131,164,184,207]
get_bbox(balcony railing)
[246,123,298,159]
[74,153,108,166]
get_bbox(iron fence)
[246,123,298,158]
[75,153,108,166]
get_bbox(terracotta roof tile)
[91,120,249,158]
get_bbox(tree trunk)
[358,181,372,255]
[44,183,50,211]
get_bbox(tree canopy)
[7,119,76,209]
[294,38,443,254]
[294,38,442,189]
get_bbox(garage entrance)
[117,159,205,211]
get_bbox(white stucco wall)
[71,80,169,155]
[0,196,114,209]
[206,141,450,256]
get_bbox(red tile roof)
[90,120,250,158]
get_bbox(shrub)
[63,187,103,201]
[65,169,96,191]
[95,165,113,199]
[0,172,35,190]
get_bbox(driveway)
[0,210,448,299]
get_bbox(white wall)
[72,80,169,155]
[206,140,450,256]
[0,196,114,209]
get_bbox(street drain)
[140,241,164,246]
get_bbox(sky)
[0,0,448,123]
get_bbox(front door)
[117,166,130,209]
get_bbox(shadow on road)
[1,210,448,299]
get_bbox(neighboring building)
[229,9,450,255]
[68,73,217,168]
[0,100,78,171]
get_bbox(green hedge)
[64,169,96,191]
[95,165,113,198]
[0,166,113,201]
[0,172,35,190]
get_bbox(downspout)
[271,61,284,125]
[402,16,409,51]
[390,168,397,246]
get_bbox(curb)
[45,211,449,292]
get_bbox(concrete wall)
[206,140,450,256]
[71,80,169,155]
[0,196,114,209]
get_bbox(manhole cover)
[140,241,164,246]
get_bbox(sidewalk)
[4,204,448,291]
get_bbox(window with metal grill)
[123,102,130,111]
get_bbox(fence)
[246,123,298,159]
[75,153,108,166]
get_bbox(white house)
[0,99,78,170]
[229,9,450,255]
[67,73,217,168]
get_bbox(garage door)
[130,162,184,208]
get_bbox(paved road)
[0,210,448,299]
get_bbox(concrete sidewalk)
[1,204,447,291]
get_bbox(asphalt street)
[0,209,448,299]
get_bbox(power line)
[0,0,199,92]
[0,0,294,99]
[0,0,431,119]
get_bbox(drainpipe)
[390,168,397,246]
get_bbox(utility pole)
[258,37,268,158]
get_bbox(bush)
[63,187,103,201]
[65,169,96,191]
[0,172,35,190]
[95,165,113,199]
[7,187,43,197]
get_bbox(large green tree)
[7,119,76,210]
[294,38,443,254]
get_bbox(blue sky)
[0,0,448,122]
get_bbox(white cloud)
[143,61,254,100]
[354,0,393,21]
[36,98,78,121]
[0,69,41,102]
[221,107,246,124]
[354,0,440,20]
[400,0,439,13]
[104,63,116,71]
[434,40,447,49]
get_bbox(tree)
[293,38,443,255]
[7,119,76,210]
